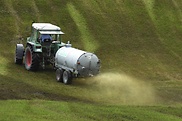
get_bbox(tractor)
[15,23,100,84]
[15,23,65,70]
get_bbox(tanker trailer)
[55,45,100,84]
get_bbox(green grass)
[0,100,182,121]
[0,0,182,120]
[67,2,99,52]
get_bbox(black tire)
[56,69,63,82]
[24,46,39,71]
[63,70,72,85]
[15,44,24,65]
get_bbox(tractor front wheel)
[15,44,24,65]
[25,46,39,71]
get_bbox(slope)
[0,0,182,120]
[0,0,181,110]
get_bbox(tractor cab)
[23,23,66,70]
[27,23,65,54]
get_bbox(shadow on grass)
[0,73,96,104]
[0,73,60,100]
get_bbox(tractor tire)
[24,46,39,71]
[56,68,63,82]
[63,70,72,85]
[15,44,24,65]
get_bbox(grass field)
[0,100,182,121]
[0,0,182,120]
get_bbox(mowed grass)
[0,100,182,121]
[0,0,182,120]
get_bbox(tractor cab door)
[29,28,38,43]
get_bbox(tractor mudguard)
[26,42,42,53]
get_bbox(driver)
[40,34,52,42]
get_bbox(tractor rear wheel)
[56,68,63,82]
[24,46,39,71]
[15,44,24,65]
[63,70,72,85]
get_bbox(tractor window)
[32,29,37,41]
[57,35,60,41]
[51,34,60,41]
[31,28,37,42]
[57,35,61,41]
[51,35,56,40]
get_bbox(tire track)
[31,0,41,22]
[4,0,21,36]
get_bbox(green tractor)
[15,23,65,71]
[15,23,100,84]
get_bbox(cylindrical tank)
[55,46,100,77]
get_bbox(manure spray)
[84,72,157,105]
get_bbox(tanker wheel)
[24,46,39,71]
[63,70,72,85]
[56,69,63,82]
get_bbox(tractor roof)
[32,23,64,34]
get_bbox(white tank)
[55,46,100,77]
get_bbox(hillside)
[0,0,182,120]
[0,0,181,79]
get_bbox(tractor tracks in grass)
[4,0,21,36]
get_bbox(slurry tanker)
[15,23,100,84]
